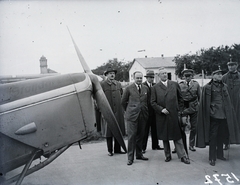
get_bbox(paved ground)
[6,135,240,185]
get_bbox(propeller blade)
[67,28,127,152]
[89,75,127,152]
[67,27,92,74]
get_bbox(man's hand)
[161,108,169,115]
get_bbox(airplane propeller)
[67,28,127,152]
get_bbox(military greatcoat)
[196,80,240,148]
[222,71,240,125]
[101,79,126,137]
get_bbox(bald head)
[133,71,143,85]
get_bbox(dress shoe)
[223,144,229,150]
[172,148,177,154]
[136,156,148,160]
[217,156,226,161]
[189,146,196,152]
[153,146,164,150]
[165,156,172,162]
[209,160,215,166]
[108,152,113,156]
[127,160,133,165]
[115,151,126,154]
[181,156,190,164]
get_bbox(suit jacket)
[142,81,155,116]
[121,83,149,122]
[151,80,184,140]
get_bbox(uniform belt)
[184,96,197,103]
[184,97,197,108]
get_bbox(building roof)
[133,57,175,69]
[47,68,58,73]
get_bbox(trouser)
[209,117,227,161]
[223,123,230,146]
[127,113,147,161]
[189,112,197,147]
[163,139,186,159]
[106,137,121,153]
[142,115,159,150]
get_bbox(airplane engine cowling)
[0,73,96,173]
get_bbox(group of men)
[100,60,240,166]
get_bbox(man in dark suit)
[121,71,149,165]
[142,70,163,153]
[151,67,190,164]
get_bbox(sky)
[0,0,240,76]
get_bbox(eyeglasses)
[184,74,192,77]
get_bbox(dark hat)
[104,66,117,76]
[181,68,194,75]
[227,56,238,65]
[144,70,155,77]
[212,66,223,75]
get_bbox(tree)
[174,44,240,78]
[174,54,196,78]
[92,58,132,81]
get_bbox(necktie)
[187,82,190,87]
[138,85,141,94]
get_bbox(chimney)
[40,55,48,74]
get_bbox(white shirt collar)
[161,80,168,86]
[185,80,192,85]
[135,83,141,88]
[146,81,152,87]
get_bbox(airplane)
[0,28,127,185]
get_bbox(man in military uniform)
[179,68,201,152]
[196,68,240,166]
[222,60,240,150]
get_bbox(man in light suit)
[121,71,149,165]
[151,67,190,164]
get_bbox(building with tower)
[0,56,58,84]
[39,56,57,74]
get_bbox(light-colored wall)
[129,62,145,82]
[129,62,177,82]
